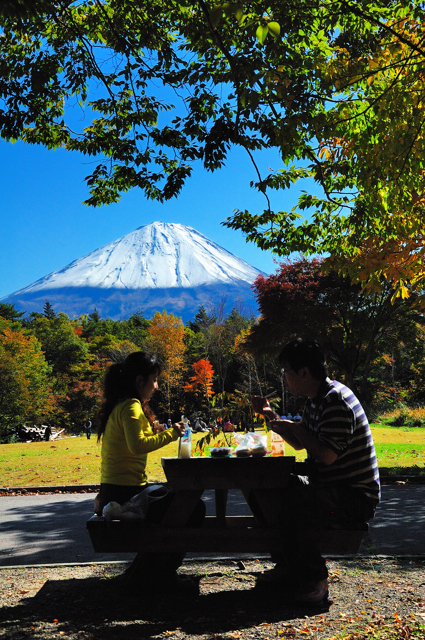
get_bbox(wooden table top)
[161,455,297,491]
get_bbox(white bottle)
[271,431,285,457]
[178,415,192,458]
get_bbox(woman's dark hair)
[278,338,327,380]
[96,351,163,441]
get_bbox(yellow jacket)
[100,398,179,486]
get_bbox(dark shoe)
[256,564,293,588]
[294,579,329,605]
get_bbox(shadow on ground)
[0,569,331,639]
[1,558,424,640]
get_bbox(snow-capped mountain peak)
[13,221,262,293]
[2,222,265,321]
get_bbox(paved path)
[0,485,424,567]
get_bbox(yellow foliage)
[146,310,186,390]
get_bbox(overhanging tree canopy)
[1,1,425,296]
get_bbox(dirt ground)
[0,557,424,639]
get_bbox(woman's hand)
[152,420,166,434]
[173,421,187,437]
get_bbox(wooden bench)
[87,514,368,556]
[87,458,368,557]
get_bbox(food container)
[250,445,268,457]
[235,448,251,457]
[210,447,232,458]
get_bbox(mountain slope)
[2,222,265,321]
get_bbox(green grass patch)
[0,426,424,487]
[371,425,425,470]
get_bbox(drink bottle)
[271,431,285,457]
[178,415,192,458]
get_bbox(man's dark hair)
[278,338,328,380]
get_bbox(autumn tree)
[0,320,54,440]
[23,311,115,431]
[146,310,186,418]
[206,305,253,403]
[61,380,103,433]
[245,257,423,402]
[2,2,425,295]
[232,327,272,424]
[401,324,425,405]
[25,312,89,388]
[183,358,215,416]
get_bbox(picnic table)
[160,455,296,527]
[87,456,368,555]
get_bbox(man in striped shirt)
[252,338,380,605]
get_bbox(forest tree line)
[1,257,424,443]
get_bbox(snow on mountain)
[2,222,266,321]
[11,222,262,292]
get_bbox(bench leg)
[160,490,204,527]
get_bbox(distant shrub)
[378,405,425,428]
[406,407,425,428]
[389,406,409,426]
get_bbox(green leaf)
[256,24,269,45]
[267,22,280,38]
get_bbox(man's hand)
[270,419,296,436]
[251,395,278,421]
[251,394,270,413]
[269,419,304,450]
[270,419,338,465]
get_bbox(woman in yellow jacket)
[96,351,204,593]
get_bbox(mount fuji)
[2,222,266,321]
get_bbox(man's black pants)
[249,474,377,584]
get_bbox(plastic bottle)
[178,415,192,458]
[271,431,285,457]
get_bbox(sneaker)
[294,579,329,605]
[256,564,293,587]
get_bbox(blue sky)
[0,138,301,302]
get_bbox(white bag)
[102,484,170,521]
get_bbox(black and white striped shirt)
[302,378,380,503]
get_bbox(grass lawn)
[0,425,424,488]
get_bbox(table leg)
[215,489,228,527]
